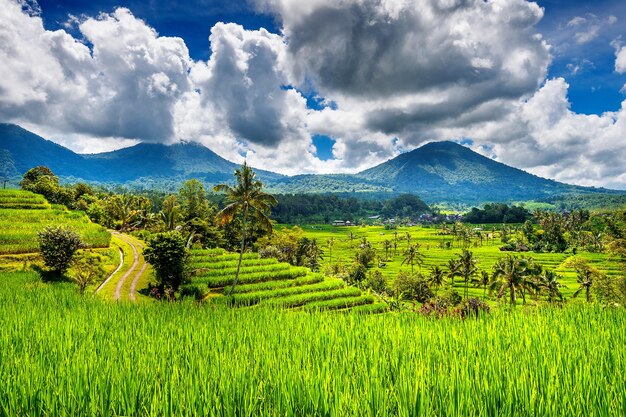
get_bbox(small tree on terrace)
[143,231,188,296]
[214,162,277,295]
[71,252,105,294]
[38,226,83,276]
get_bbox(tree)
[572,268,595,303]
[394,271,433,302]
[565,257,601,303]
[538,269,564,303]
[214,162,277,295]
[446,259,460,286]
[401,243,424,273]
[327,237,335,264]
[179,179,210,221]
[456,249,478,298]
[70,252,105,294]
[143,232,188,296]
[160,195,181,231]
[428,266,445,290]
[474,270,491,300]
[38,226,83,275]
[383,239,392,261]
[490,255,538,306]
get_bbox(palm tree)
[214,162,277,295]
[539,269,564,303]
[490,255,538,306]
[446,258,460,287]
[474,270,490,300]
[401,243,424,274]
[572,268,594,303]
[383,239,392,261]
[327,237,335,264]
[405,232,412,248]
[428,266,445,290]
[457,249,478,298]
[160,195,180,231]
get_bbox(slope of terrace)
[185,249,388,312]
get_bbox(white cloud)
[616,46,626,73]
[0,2,191,147]
[0,0,625,188]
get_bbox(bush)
[366,270,388,294]
[418,298,450,317]
[346,262,367,285]
[70,252,105,294]
[38,226,83,275]
[394,271,433,302]
[453,298,490,319]
[143,232,188,295]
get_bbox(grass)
[0,190,110,254]
[0,270,624,416]
[295,224,625,303]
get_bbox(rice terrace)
[1,0,626,416]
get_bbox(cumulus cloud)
[0,0,625,188]
[0,2,192,146]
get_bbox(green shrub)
[144,232,188,295]
[38,226,83,275]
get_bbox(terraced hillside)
[186,249,387,312]
[0,189,110,254]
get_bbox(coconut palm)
[383,239,392,261]
[474,270,491,300]
[446,258,460,286]
[327,237,335,264]
[572,268,595,303]
[428,266,445,290]
[456,249,478,298]
[401,243,424,274]
[214,162,277,295]
[490,255,538,306]
[160,195,181,231]
[539,269,564,303]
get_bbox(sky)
[1,0,625,189]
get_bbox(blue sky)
[1,0,625,188]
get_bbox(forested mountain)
[1,123,623,204]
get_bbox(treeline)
[463,203,531,224]
[269,193,432,224]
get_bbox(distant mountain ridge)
[0,123,622,203]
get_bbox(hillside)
[1,123,623,204]
[0,124,283,185]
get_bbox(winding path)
[106,231,147,301]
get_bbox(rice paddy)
[0,270,624,416]
[0,189,111,254]
[186,249,387,311]
[296,224,625,301]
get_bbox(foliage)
[394,271,433,302]
[214,162,277,294]
[70,252,105,294]
[365,270,388,294]
[37,226,83,275]
[143,232,188,295]
[453,298,490,319]
[463,203,531,224]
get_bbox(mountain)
[354,141,594,202]
[0,124,283,185]
[1,123,622,203]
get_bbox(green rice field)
[295,224,624,301]
[0,270,624,416]
[0,189,111,254]
[186,248,385,312]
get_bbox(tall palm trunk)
[510,285,516,307]
[228,204,248,296]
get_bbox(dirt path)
[129,240,147,301]
[111,232,143,301]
